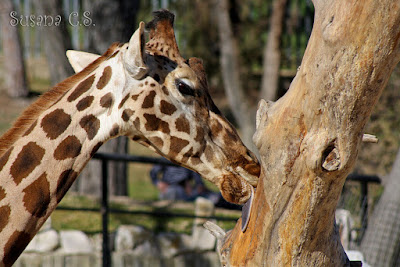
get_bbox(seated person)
[150,165,240,209]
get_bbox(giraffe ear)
[124,21,148,79]
[66,50,101,73]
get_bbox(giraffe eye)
[175,79,196,97]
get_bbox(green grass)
[53,194,240,235]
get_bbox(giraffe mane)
[0,43,121,156]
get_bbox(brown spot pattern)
[121,109,134,122]
[76,95,94,111]
[181,147,193,164]
[0,205,10,232]
[169,136,189,156]
[100,93,114,108]
[142,91,156,109]
[149,136,164,147]
[109,124,119,137]
[175,115,190,134]
[67,75,95,102]
[144,114,170,134]
[118,94,130,109]
[131,94,140,101]
[54,136,82,160]
[3,230,32,266]
[41,109,72,140]
[211,120,223,135]
[195,126,205,142]
[190,156,202,166]
[161,85,169,95]
[96,66,112,89]
[160,100,177,115]
[23,172,50,218]
[0,147,13,172]
[90,142,103,157]
[56,169,78,202]
[0,186,5,201]
[23,120,37,136]
[204,145,214,162]
[133,117,140,130]
[80,115,100,140]
[10,142,45,185]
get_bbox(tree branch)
[260,0,288,101]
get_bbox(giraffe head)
[67,10,260,204]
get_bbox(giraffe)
[0,10,260,266]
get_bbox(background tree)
[0,0,29,98]
[32,0,74,84]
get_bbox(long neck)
[0,67,120,266]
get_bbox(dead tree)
[207,0,400,266]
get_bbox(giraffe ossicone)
[0,10,260,265]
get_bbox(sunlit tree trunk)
[211,1,400,265]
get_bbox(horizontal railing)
[56,152,381,267]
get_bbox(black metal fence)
[56,152,381,267]
[57,152,239,267]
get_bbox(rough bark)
[32,0,74,85]
[215,0,256,152]
[216,1,400,266]
[260,0,288,101]
[360,148,400,267]
[0,0,29,98]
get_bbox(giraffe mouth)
[225,163,260,189]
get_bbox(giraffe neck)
[0,54,126,265]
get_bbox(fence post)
[360,181,368,239]
[101,159,111,267]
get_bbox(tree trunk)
[360,148,400,267]
[215,0,256,153]
[32,0,74,85]
[0,0,29,98]
[260,0,287,101]
[83,0,140,53]
[214,1,400,266]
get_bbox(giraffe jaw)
[233,166,259,187]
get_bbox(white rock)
[335,209,354,250]
[132,240,158,257]
[115,225,151,251]
[59,230,93,254]
[157,233,182,257]
[192,226,216,251]
[25,229,59,252]
[192,197,217,251]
